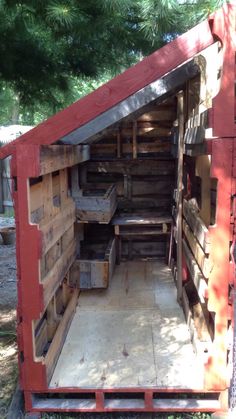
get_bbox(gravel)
[0,216,15,229]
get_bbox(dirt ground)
[0,216,18,418]
[0,217,211,419]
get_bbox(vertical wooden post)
[0,159,3,213]
[177,91,184,304]
[59,168,68,207]
[71,166,82,198]
[46,297,58,341]
[117,128,122,158]
[132,120,137,159]
[41,173,53,223]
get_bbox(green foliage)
[0,0,227,126]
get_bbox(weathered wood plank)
[183,239,208,302]
[117,227,171,236]
[132,179,172,196]
[91,261,108,288]
[73,238,116,289]
[184,143,208,156]
[41,173,54,225]
[46,297,60,341]
[34,319,48,358]
[44,289,79,383]
[75,185,117,223]
[182,286,212,355]
[91,140,171,156]
[61,225,74,253]
[137,108,176,122]
[176,91,184,302]
[132,121,138,159]
[30,180,43,213]
[59,168,68,207]
[41,202,76,255]
[45,240,62,277]
[121,239,166,258]
[117,129,122,158]
[195,155,211,227]
[108,238,116,281]
[118,196,172,210]
[183,199,211,253]
[183,219,212,278]
[85,159,175,176]
[184,126,205,144]
[71,166,82,198]
[112,213,172,226]
[43,240,76,308]
[39,145,90,175]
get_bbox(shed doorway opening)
[30,95,213,391]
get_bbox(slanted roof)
[0,3,234,160]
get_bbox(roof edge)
[0,15,215,160]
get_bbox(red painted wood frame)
[5,3,236,414]
[12,143,234,413]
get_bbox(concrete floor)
[50,261,204,389]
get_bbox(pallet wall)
[13,144,89,387]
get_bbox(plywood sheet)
[50,261,204,389]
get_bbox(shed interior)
[28,72,218,394]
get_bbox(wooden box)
[75,184,117,223]
[71,237,116,289]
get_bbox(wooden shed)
[1,4,236,417]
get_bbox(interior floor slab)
[50,261,205,389]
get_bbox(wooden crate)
[71,237,116,289]
[75,184,117,223]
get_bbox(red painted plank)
[0,19,213,159]
[14,146,47,391]
[205,138,233,390]
[211,4,236,137]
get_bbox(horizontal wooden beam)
[85,159,175,176]
[39,145,90,175]
[112,213,172,226]
[91,140,171,156]
[137,109,176,122]
[60,60,200,145]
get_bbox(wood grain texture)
[43,240,76,308]
[50,261,205,390]
[183,220,212,278]
[41,202,76,255]
[44,288,79,383]
[183,239,208,303]
[183,199,211,253]
[75,184,117,223]
[39,145,90,175]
